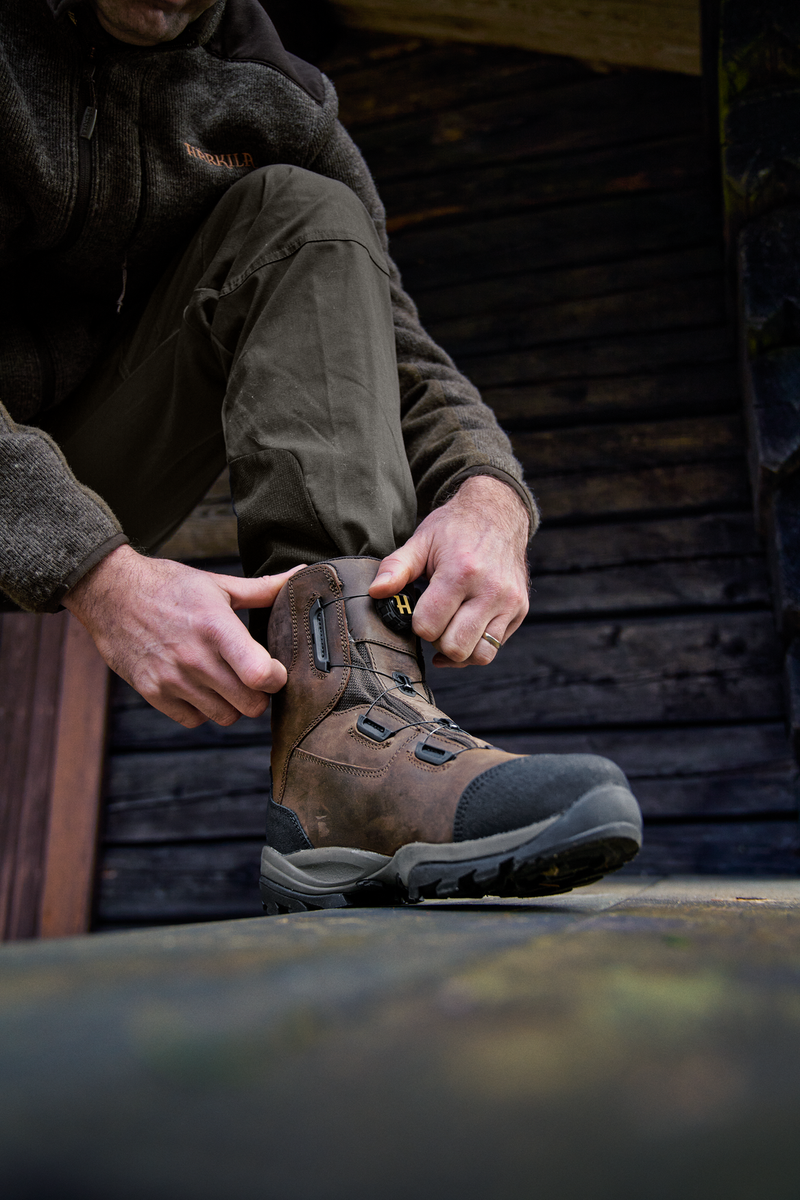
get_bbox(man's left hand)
[369,475,531,667]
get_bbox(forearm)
[0,402,128,612]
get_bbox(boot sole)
[259,783,642,914]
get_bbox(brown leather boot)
[260,556,642,913]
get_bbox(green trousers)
[44,165,418,580]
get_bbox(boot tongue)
[329,557,419,654]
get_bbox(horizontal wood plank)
[158,501,237,560]
[528,556,769,615]
[333,0,702,76]
[418,246,723,323]
[105,745,272,805]
[533,461,750,522]
[512,415,743,477]
[429,610,784,730]
[623,821,800,875]
[355,71,703,182]
[95,841,265,923]
[335,43,590,128]
[383,137,709,232]
[392,192,718,290]
[109,695,271,752]
[462,327,734,389]
[431,277,725,359]
[529,513,763,572]
[491,723,792,777]
[483,364,738,427]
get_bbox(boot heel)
[259,877,350,915]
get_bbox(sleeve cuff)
[44,532,131,613]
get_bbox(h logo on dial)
[375,587,418,633]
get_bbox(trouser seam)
[219,233,389,298]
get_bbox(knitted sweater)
[0,0,536,612]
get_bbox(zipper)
[60,42,97,253]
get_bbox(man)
[0,0,642,908]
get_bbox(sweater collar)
[45,0,227,48]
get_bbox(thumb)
[369,533,430,598]
[217,565,306,611]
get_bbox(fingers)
[129,607,285,727]
[222,565,306,611]
[369,534,430,598]
[415,550,529,666]
[215,614,288,695]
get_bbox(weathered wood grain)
[334,42,588,129]
[105,745,272,805]
[0,613,69,941]
[534,462,750,523]
[529,513,762,572]
[431,277,725,360]
[417,246,723,323]
[103,791,268,845]
[392,192,717,290]
[355,71,703,182]
[333,0,702,76]
[512,415,743,477]
[490,722,792,778]
[529,556,769,615]
[383,137,709,232]
[624,821,800,875]
[483,364,738,427]
[462,327,734,389]
[39,618,111,939]
[95,841,265,923]
[430,610,784,731]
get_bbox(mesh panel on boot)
[334,639,433,725]
[333,638,481,749]
[334,639,384,711]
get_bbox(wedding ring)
[481,631,502,651]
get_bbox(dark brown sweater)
[0,0,536,612]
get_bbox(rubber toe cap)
[453,753,631,842]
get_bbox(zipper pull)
[81,56,97,140]
[79,106,97,140]
[116,257,128,315]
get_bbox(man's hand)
[64,545,302,727]
[369,475,530,667]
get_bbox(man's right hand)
[63,544,301,728]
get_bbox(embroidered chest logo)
[183,143,255,170]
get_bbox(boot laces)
[317,592,486,757]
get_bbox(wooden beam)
[0,613,68,940]
[331,0,702,75]
[0,612,110,940]
[39,617,110,939]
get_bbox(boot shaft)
[268,557,441,802]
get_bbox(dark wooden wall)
[94,32,799,928]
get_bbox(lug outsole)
[260,831,640,915]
